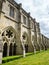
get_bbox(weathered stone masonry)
[0,0,49,57]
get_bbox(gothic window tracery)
[2,29,14,39]
[2,32,4,36]
[2,27,17,57]
[6,30,13,38]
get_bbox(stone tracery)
[6,30,13,38]
[2,26,18,57]
[22,32,29,53]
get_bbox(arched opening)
[3,43,7,57]
[13,43,17,55]
[2,26,19,56]
[9,43,13,56]
[25,44,28,53]
[22,32,29,54]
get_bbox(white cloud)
[15,0,49,38]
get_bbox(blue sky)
[15,0,49,38]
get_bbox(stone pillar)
[0,37,3,64]
[22,42,25,57]
[23,47,25,57]
[0,52,2,64]
[12,45,14,56]
[34,47,36,54]
[7,45,9,56]
[32,42,36,54]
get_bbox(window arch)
[3,42,7,57]
[2,26,19,57]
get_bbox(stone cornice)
[0,11,5,14]
[7,0,20,9]
[21,8,30,17]
[22,24,30,29]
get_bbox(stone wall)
[0,0,49,61]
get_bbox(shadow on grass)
[2,52,34,64]
[2,55,23,63]
[2,50,45,64]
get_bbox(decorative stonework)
[0,0,49,62]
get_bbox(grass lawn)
[1,50,49,65]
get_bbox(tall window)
[23,15,26,25]
[32,23,34,29]
[9,6,14,18]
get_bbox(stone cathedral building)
[0,0,49,57]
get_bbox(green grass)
[2,55,22,63]
[2,53,33,63]
[1,50,49,65]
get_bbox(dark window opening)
[9,43,13,56]
[22,35,26,40]
[2,32,4,36]
[13,43,17,55]
[23,15,26,25]
[3,43,7,57]
[9,6,14,18]
[25,44,28,53]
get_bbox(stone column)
[32,41,36,54]
[22,42,25,58]
[0,36,3,64]
[0,52,2,64]
[7,45,9,56]
[12,45,14,56]
[23,47,25,57]
[34,47,36,54]
[38,34,41,51]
